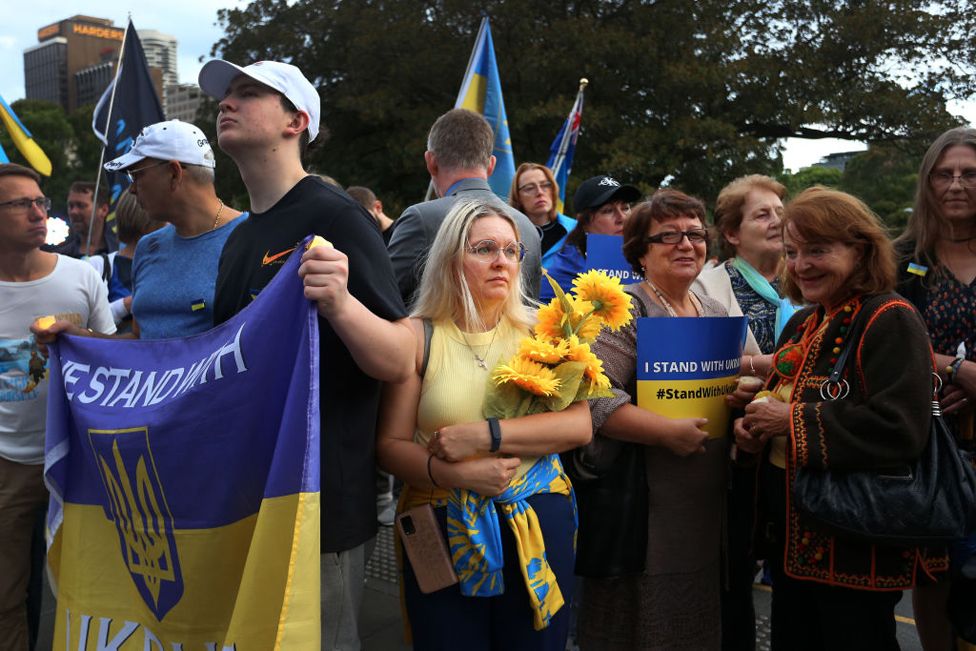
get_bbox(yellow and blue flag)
[636,317,748,439]
[44,240,320,650]
[0,94,52,176]
[455,17,516,198]
[545,80,587,213]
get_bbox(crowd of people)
[0,55,974,651]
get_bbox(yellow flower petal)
[572,270,634,331]
[565,337,612,394]
[535,298,568,340]
[492,356,562,397]
[519,336,570,365]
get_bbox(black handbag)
[790,301,976,545]
[564,441,648,577]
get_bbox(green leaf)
[542,361,587,412]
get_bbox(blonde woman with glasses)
[377,198,591,650]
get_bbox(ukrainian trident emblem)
[90,428,184,620]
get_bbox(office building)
[24,15,124,111]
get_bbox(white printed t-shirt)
[0,255,115,464]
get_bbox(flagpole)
[86,17,131,256]
[550,78,587,178]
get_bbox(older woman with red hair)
[736,187,947,649]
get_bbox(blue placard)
[636,316,749,381]
[586,234,641,283]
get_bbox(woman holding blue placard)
[578,188,729,650]
[895,127,976,650]
[736,187,947,650]
[539,175,640,301]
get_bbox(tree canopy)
[0,100,105,213]
[206,1,972,213]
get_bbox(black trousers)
[764,463,902,651]
[721,463,757,651]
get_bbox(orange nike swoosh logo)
[261,246,296,265]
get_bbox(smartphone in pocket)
[397,504,459,594]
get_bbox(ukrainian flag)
[44,239,320,649]
[455,17,516,198]
[546,80,587,213]
[0,94,52,176]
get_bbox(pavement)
[35,522,924,650]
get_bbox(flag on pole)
[92,19,165,249]
[0,94,52,176]
[455,17,516,198]
[546,79,587,213]
[45,240,321,649]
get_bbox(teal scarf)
[731,256,798,341]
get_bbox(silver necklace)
[644,279,701,317]
[459,324,498,370]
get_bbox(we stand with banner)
[44,243,320,649]
[636,317,748,439]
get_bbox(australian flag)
[545,82,587,213]
[92,19,165,250]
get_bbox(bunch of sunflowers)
[484,270,633,419]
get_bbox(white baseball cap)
[104,120,216,172]
[198,59,321,142]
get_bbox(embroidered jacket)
[774,293,948,589]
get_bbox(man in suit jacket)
[388,108,542,307]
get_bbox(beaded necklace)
[772,299,861,381]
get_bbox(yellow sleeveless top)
[416,319,537,479]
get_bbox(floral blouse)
[924,271,976,362]
[726,260,780,354]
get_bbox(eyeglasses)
[517,181,553,195]
[929,171,976,190]
[644,229,708,245]
[126,160,171,184]
[466,239,526,263]
[0,197,51,213]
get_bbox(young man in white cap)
[198,59,412,651]
[102,119,245,339]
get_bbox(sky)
[1,1,973,173]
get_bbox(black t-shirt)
[540,219,568,257]
[214,176,407,552]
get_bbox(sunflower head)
[572,270,633,331]
[565,336,612,395]
[535,298,569,340]
[492,355,562,397]
[519,336,570,365]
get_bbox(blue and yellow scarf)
[446,453,576,630]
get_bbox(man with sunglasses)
[388,108,542,307]
[101,119,245,339]
[0,163,114,648]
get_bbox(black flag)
[92,20,165,251]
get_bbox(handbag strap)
[824,296,940,405]
[822,296,889,399]
[827,305,870,384]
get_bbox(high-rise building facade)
[23,16,124,111]
[165,83,203,123]
[138,30,178,89]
